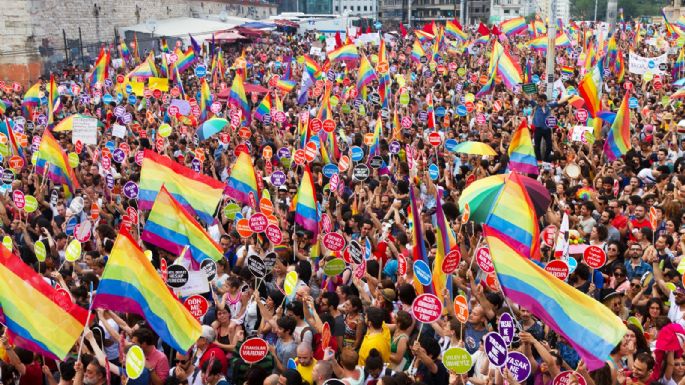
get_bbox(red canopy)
[213,30,248,42]
[234,26,265,38]
[273,19,299,28]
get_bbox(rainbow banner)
[357,54,377,91]
[508,120,538,175]
[603,92,631,161]
[90,47,109,88]
[327,44,359,62]
[142,186,224,264]
[578,64,603,118]
[500,16,527,36]
[0,245,87,360]
[485,172,540,260]
[411,40,426,62]
[408,183,432,295]
[225,151,260,207]
[483,225,626,371]
[93,229,202,354]
[445,20,468,40]
[35,130,79,197]
[47,74,58,125]
[294,167,318,240]
[139,150,224,223]
[254,93,272,122]
[228,70,250,125]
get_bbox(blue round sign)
[125,84,133,94]
[648,60,655,69]
[445,138,458,152]
[435,106,446,117]
[105,141,116,151]
[532,74,540,84]
[322,163,339,178]
[116,93,124,103]
[413,260,432,286]
[128,94,137,105]
[567,256,578,273]
[65,217,78,236]
[428,164,439,181]
[195,65,207,78]
[310,135,320,149]
[629,97,639,109]
[350,146,364,162]
[456,105,467,116]
[103,94,114,104]
[40,97,48,105]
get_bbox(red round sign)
[476,247,494,273]
[309,118,323,134]
[654,81,663,90]
[12,190,25,209]
[239,338,269,364]
[9,156,24,170]
[583,245,607,269]
[465,101,475,113]
[183,295,209,319]
[152,89,162,99]
[238,127,252,139]
[248,213,268,233]
[127,206,139,225]
[575,109,588,122]
[545,260,570,280]
[322,232,346,252]
[322,119,336,133]
[542,225,557,248]
[338,156,350,172]
[553,371,587,385]
[304,141,318,162]
[428,132,441,146]
[265,224,282,244]
[293,149,306,165]
[411,293,442,323]
[441,249,462,274]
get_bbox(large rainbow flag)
[409,183,433,295]
[357,54,377,91]
[141,186,224,264]
[508,120,538,175]
[327,44,359,62]
[93,229,202,354]
[578,64,603,118]
[294,167,318,240]
[225,151,260,207]
[603,92,631,161]
[90,47,109,88]
[228,70,250,125]
[139,150,224,223]
[35,130,79,197]
[500,16,527,36]
[0,245,88,359]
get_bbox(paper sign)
[148,77,169,92]
[484,332,508,367]
[72,118,98,145]
[284,271,298,296]
[443,347,473,374]
[411,293,442,323]
[125,345,145,379]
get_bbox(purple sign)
[418,111,428,122]
[191,158,201,173]
[37,115,47,125]
[105,173,115,190]
[80,95,90,104]
[112,148,126,164]
[122,113,133,125]
[484,332,508,367]
[114,106,126,117]
[498,312,515,346]
[270,171,286,186]
[389,141,401,154]
[545,116,557,128]
[32,136,41,152]
[123,181,139,199]
[277,147,291,159]
[170,99,191,116]
[505,352,531,382]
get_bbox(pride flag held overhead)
[327,44,359,62]
[228,70,250,125]
[35,130,80,197]
[225,151,260,207]
[93,229,202,354]
[294,167,319,241]
[508,120,538,175]
[603,92,632,161]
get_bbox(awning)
[213,30,248,42]
[240,22,276,30]
[234,26,268,38]
[273,19,299,28]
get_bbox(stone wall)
[0,0,277,85]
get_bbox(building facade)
[279,0,333,14]
[378,0,490,26]
[490,0,530,24]
[333,0,378,18]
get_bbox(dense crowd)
[0,16,683,385]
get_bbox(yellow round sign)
[284,271,298,296]
[34,241,46,262]
[2,236,12,251]
[158,123,172,138]
[65,240,81,262]
[68,152,80,168]
[23,195,38,213]
[465,93,475,103]
[643,71,653,82]
[125,345,145,379]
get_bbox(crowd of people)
[0,14,683,385]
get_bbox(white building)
[333,0,378,18]
[490,0,529,24]
[537,0,570,25]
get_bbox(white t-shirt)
[668,291,685,329]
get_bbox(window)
[364,5,367,10]
[335,5,339,10]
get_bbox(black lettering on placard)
[247,254,267,278]
[348,241,363,265]
[201,259,217,281]
[352,164,370,181]
[166,265,189,288]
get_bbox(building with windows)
[279,0,333,14]
[332,0,378,18]
[490,0,531,24]
[378,0,489,26]
[536,0,570,24]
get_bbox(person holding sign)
[410,336,449,384]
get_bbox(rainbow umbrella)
[53,114,104,132]
[458,173,551,224]
[197,118,229,141]
[451,141,497,156]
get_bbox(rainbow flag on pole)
[0,245,87,359]
[254,93,272,122]
[47,74,58,125]
[497,43,523,90]
[409,183,433,295]
[578,64,603,118]
[21,82,41,117]
[500,16,527,36]
[294,167,318,240]
[411,40,426,63]
[357,54,377,90]
[142,186,224,264]
[90,47,109,88]
[327,44,359,62]
[35,130,79,197]
[433,188,455,301]
[445,20,468,40]
[508,120,538,175]
[93,229,202,354]
[228,71,250,125]
[603,92,631,161]
[225,151,260,207]
[139,150,224,223]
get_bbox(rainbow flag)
[357,54,377,90]
[275,79,297,94]
[477,41,502,97]
[161,53,171,80]
[414,30,435,43]
[174,47,197,73]
[603,92,631,161]
[561,66,574,77]
[142,186,224,264]
[21,82,41,114]
[93,229,202,354]
[90,47,109,88]
[483,222,626,370]
[508,120,538,175]
[500,16,527,36]
[127,55,156,80]
[578,64,603,118]
[369,115,382,156]
[254,93,272,122]
[497,42,523,90]
[294,167,318,240]
[0,245,87,359]
[433,188,455,302]
[409,184,432,295]
[674,48,685,78]
[663,8,681,37]
[119,40,132,63]
[0,100,6,116]
[225,152,260,207]
[411,40,426,62]
[47,74,58,125]
[228,71,250,125]
[303,55,322,79]
[445,20,468,40]
[555,32,572,47]
[1,118,24,161]
[132,33,140,62]
[327,44,359,62]
[139,150,224,223]
[35,130,79,197]
[199,78,212,122]
[529,36,547,51]
[160,37,169,53]
[485,172,540,260]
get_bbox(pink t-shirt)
[146,348,170,382]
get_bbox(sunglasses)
[614,272,625,277]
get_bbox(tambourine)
[564,163,581,179]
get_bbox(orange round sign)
[364,133,375,146]
[454,295,469,323]
[238,127,252,139]
[262,146,273,159]
[236,218,253,238]
[9,156,23,170]
[260,197,274,216]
